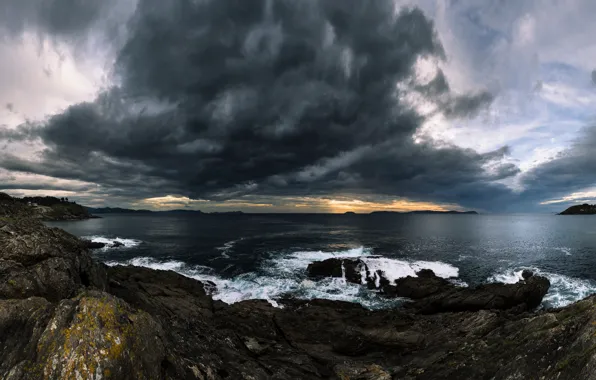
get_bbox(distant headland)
[368,210,478,215]
[0,193,91,221]
[559,204,596,215]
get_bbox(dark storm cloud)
[1,0,517,209]
[0,0,116,38]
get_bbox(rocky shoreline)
[3,203,596,378]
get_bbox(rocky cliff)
[3,205,596,378]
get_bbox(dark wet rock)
[107,265,214,318]
[417,268,437,278]
[307,257,344,277]
[522,269,534,280]
[409,275,551,314]
[383,269,455,299]
[111,241,125,248]
[307,258,366,284]
[83,240,106,249]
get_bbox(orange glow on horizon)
[325,198,454,213]
[134,194,459,213]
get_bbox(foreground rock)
[0,218,107,302]
[4,200,596,378]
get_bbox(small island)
[559,204,596,215]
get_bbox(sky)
[0,0,596,213]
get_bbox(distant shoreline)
[86,207,479,216]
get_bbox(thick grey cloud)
[520,125,596,204]
[0,0,116,38]
[0,0,517,210]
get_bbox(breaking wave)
[84,235,142,249]
[104,246,463,309]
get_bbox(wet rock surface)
[307,258,550,314]
[83,240,107,249]
[3,195,596,379]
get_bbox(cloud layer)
[0,0,521,211]
[3,0,596,212]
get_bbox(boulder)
[83,240,107,249]
[382,269,454,299]
[307,258,366,284]
[0,292,166,379]
[408,275,550,314]
[111,241,125,248]
[522,269,534,280]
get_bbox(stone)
[522,269,534,280]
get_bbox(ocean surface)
[46,213,596,309]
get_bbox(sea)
[46,213,596,309]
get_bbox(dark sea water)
[47,213,596,309]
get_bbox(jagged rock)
[382,269,454,299]
[307,258,366,284]
[522,269,534,280]
[111,241,125,248]
[408,275,550,314]
[0,218,107,301]
[334,363,392,380]
[107,265,214,318]
[417,268,437,278]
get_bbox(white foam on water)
[104,257,214,275]
[269,247,459,281]
[487,267,596,308]
[103,247,462,309]
[215,238,243,259]
[362,258,460,283]
[85,235,141,249]
[554,247,572,256]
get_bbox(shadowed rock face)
[0,218,108,301]
[2,199,596,379]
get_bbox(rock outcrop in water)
[306,258,550,313]
[4,195,596,378]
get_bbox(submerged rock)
[111,241,125,248]
[83,240,107,249]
